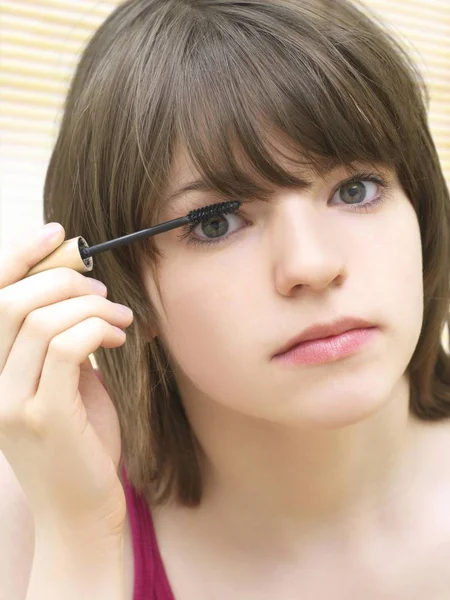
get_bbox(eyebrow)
[165,180,223,206]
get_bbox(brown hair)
[44,0,450,507]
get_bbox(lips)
[273,317,376,357]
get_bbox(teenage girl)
[1,0,449,599]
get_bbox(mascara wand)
[24,200,241,278]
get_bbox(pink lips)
[273,327,378,365]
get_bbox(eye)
[330,178,382,208]
[189,211,246,243]
[180,172,390,249]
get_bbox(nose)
[271,201,346,296]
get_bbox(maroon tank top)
[121,466,175,600]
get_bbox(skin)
[134,138,450,597]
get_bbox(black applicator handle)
[79,216,191,259]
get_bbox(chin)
[309,399,389,429]
[276,377,400,429]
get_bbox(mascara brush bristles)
[79,200,241,259]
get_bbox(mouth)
[272,317,377,358]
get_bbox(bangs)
[167,3,405,202]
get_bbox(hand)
[0,223,133,538]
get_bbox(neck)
[177,375,424,555]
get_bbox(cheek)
[153,259,245,374]
[370,198,424,351]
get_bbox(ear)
[142,324,158,343]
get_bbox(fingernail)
[38,223,62,240]
[113,326,126,337]
[116,304,133,318]
[88,278,107,294]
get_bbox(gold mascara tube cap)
[24,236,93,278]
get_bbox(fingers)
[0,223,65,290]
[34,316,128,424]
[1,293,133,401]
[0,267,109,372]
[0,222,133,437]
[0,224,130,532]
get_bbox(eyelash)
[180,171,391,249]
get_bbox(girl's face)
[140,143,424,428]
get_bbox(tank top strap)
[121,466,175,600]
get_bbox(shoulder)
[0,450,35,600]
[412,421,450,548]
